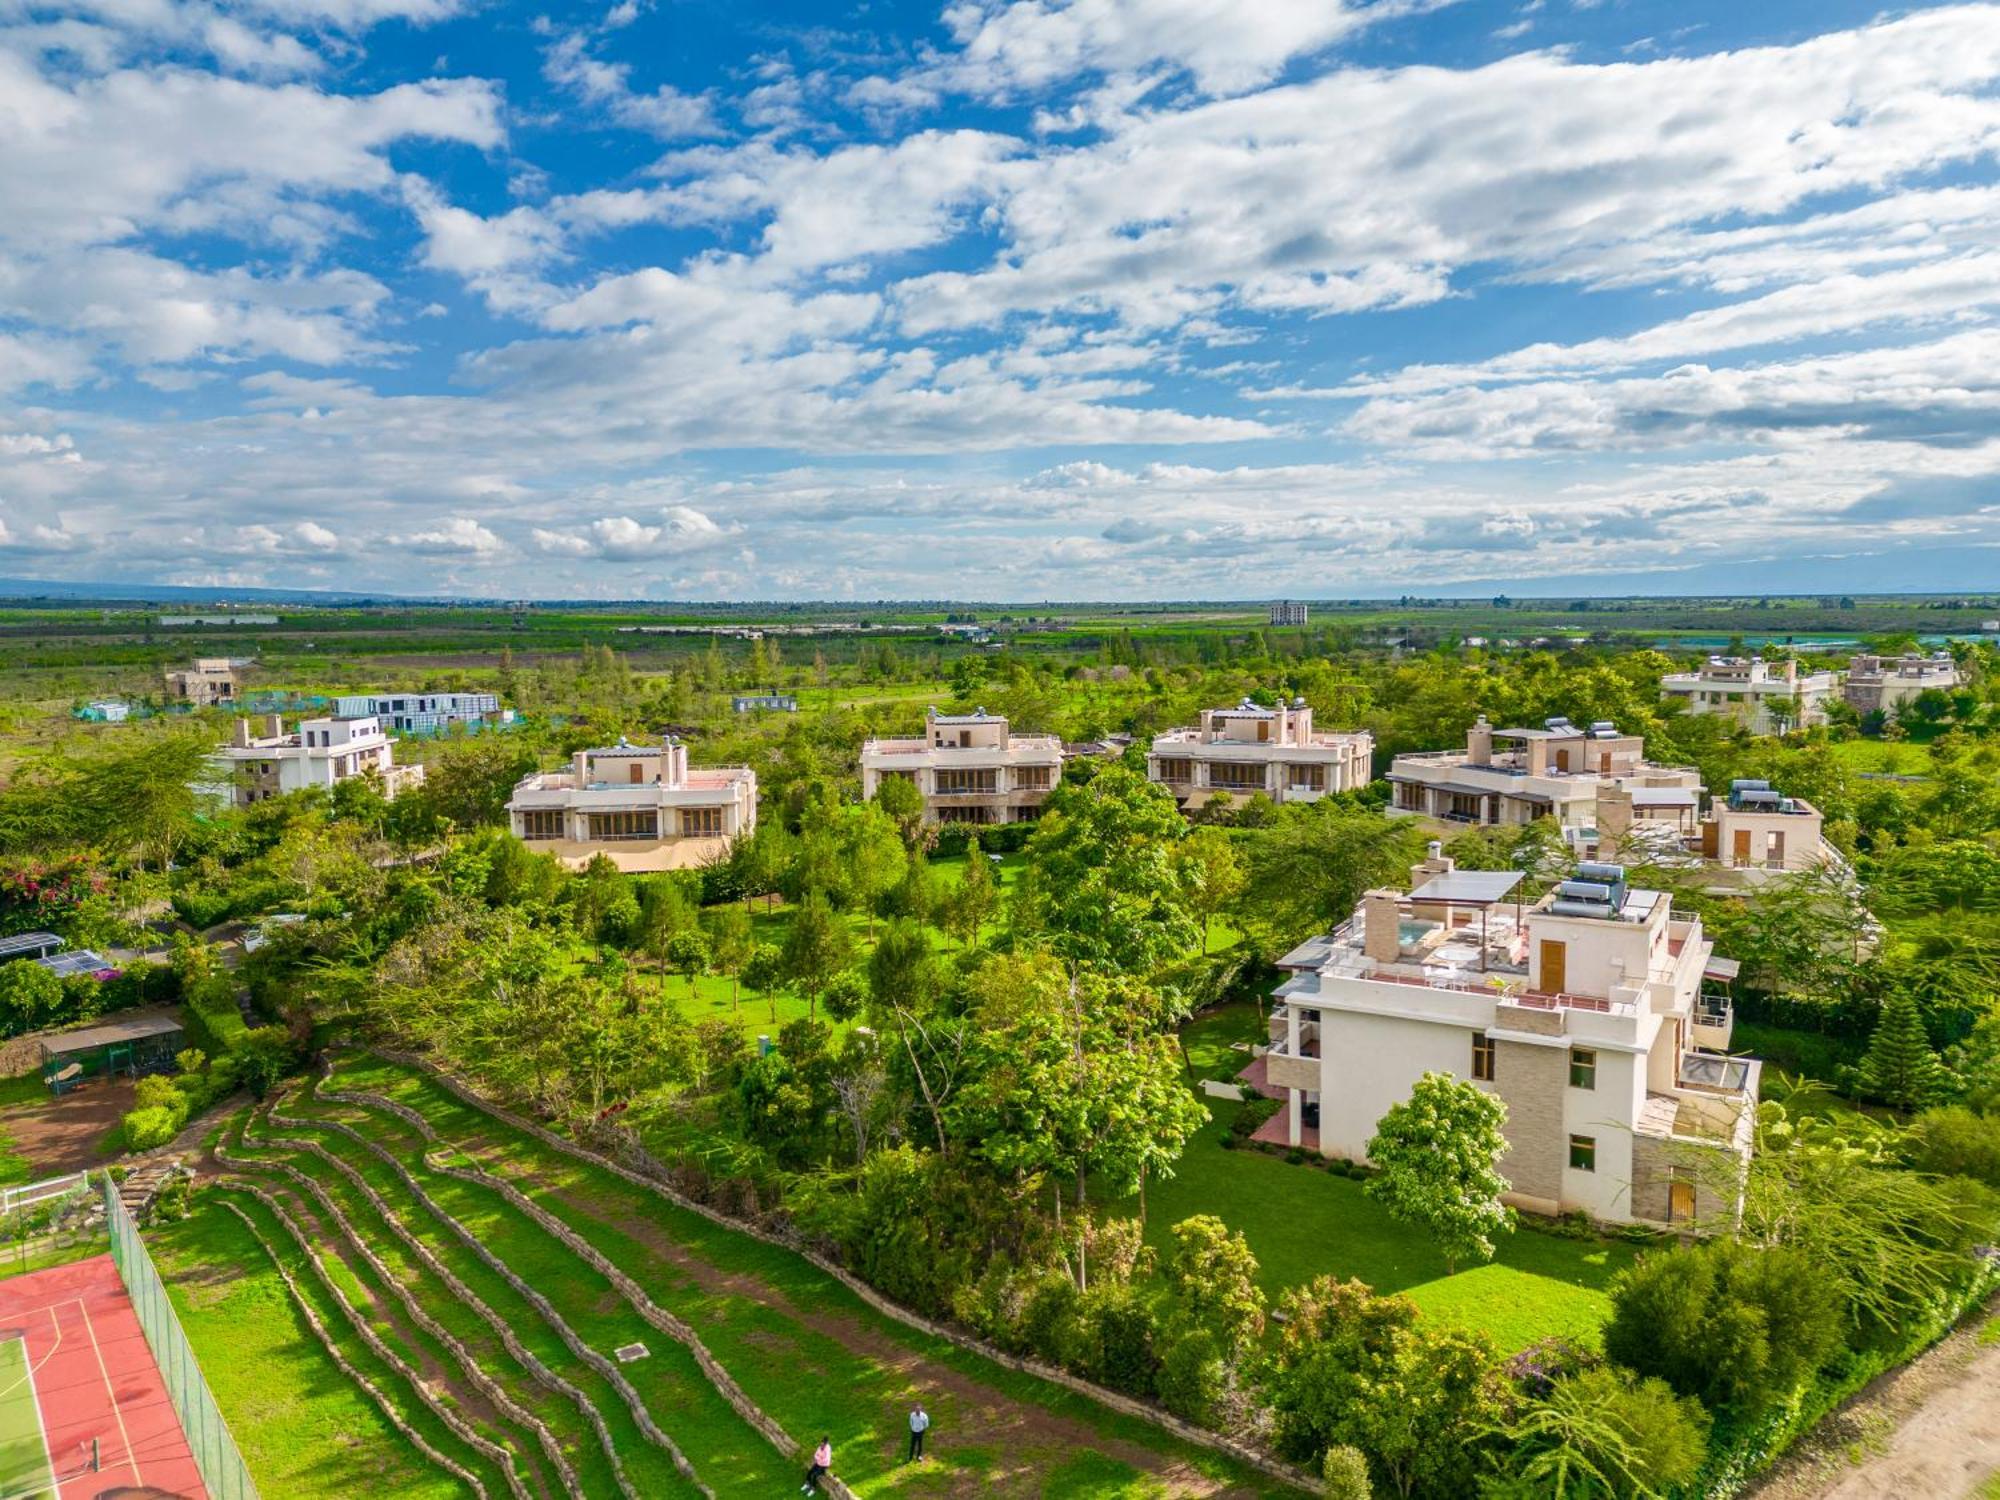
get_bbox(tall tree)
[1177,826,1246,953]
[1856,992,1948,1111]
[1365,1073,1515,1273]
[944,835,999,948]
[1241,800,1427,945]
[703,903,755,1014]
[780,889,852,1022]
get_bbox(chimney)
[1525,735,1549,775]
[1597,785,1633,852]
[1467,715,1492,766]
[231,718,251,749]
[1363,890,1403,965]
[264,714,284,739]
[1782,658,1798,684]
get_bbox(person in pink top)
[802,1435,833,1495]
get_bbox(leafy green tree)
[780,889,853,1022]
[1488,1366,1710,1500]
[1602,1240,1841,1413]
[0,963,64,1037]
[1178,827,1246,953]
[1857,992,1948,1111]
[1321,1446,1372,1500]
[1365,1073,1515,1272]
[944,837,999,948]
[1907,1105,2000,1187]
[873,774,926,847]
[841,803,907,935]
[743,942,785,1024]
[703,902,755,1014]
[1241,800,1427,944]
[665,930,710,1000]
[1016,766,1200,972]
[881,850,940,922]
[821,968,869,1023]
[1163,1214,1265,1359]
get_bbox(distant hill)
[0,578,431,606]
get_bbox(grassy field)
[151,1203,463,1500]
[1141,1002,1639,1353]
[179,1051,1303,1498]
[1825,739,1936,776]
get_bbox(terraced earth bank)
[159,1052,1303,1499]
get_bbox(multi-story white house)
[1659,656,1841,735]
[1245,851,1755,1227]
[215,715,423,808]
[1588,778,1838,888]
[506,738,756,871]
[1148,698,1372,808]
[859,708,1063,825]
[1269,601,1310,627]
[165,658,248,707]
[333,691,512,734]
[1845,651,1960,718]
[1387,717,1705,838]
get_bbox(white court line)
[71,1300,140,1491]
[0,1306,65,1411]
[10,1336,58,1500]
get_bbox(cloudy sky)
[5,0,2000,600]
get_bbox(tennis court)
[0,1255,205,1499]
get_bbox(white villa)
[333,691,512,734]
[859,708,1063,825]
[215,715,423,808]
[1244,850,1755,1227]
[1845,652,1960,718]
[1148,698,1372,808]
[506,739,756,871]
[1387,717,1704,837]
[1660,656,1841,735]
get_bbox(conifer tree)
[1858,993,1947,1111]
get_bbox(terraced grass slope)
[175,1054,1302,1499]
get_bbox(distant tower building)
[1269,600,1310,627]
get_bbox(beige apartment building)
[1148,698,1372,808]
[165,658,248,707]
[506,739,756,871]
[215,714,423,808]
[1845,651,1960,717]
[1243,850,1755,1227]
[859,708,1063,826]
[1387,717,1704,836]
[1659,656,1842,735]
[1591,777,1835,886]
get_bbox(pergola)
[1409,868,1525,972]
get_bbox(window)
[1568,1134,1596,1172]
[588,810,659,841]
[1209,763,1266,790]
[1569,1047,1597,1090]
[936,768,998,795]
[1471,1033,1495,1082]
[680,806,724,837]
[1013,765,1053,791]
[1156,757,1193,783]
[519,809,565,841]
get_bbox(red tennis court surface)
[0,1254,205,1499]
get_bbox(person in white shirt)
[907,1403,930,1462]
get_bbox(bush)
[1603,1240,1843,1415]
[1488,1366,1709,1500]
[1078,1282,1159,1396]
[1156,1322,1225,1423]
[1320,1445,1372,1500]
[121,1105,180,1152]
[1230,1095,1281,1138]
[1908,1106,2000,1188]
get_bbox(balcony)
[1692,995,1733,1050]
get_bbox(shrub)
[1156,1322,1225,1424]
[1603,1240,1842,1414]
[1488,1365,1710,1500]
[1078,1282,1159,1395]
[121,1105,180,1152]
[1907,1106,2000,1188]
[1320,1445,1372,1500]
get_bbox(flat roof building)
[1245,849,1754,1228]
[1387,716,1704,836]
[1660,656,1841,735]
[507,738,756,871]
[333,691,509,734]
[860,708,1062,826]
[214,714,423,808]
[1269,601,1310,626]
[1845,652,1960,718]
[1148,698,1372,808]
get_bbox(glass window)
[1471,1033,1495,1082]
[1568,1134,1596,1172]
[1569,1047,1597,1090]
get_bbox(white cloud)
[532,507,731,559]
[394,516,506,555]
[544,32,715,137]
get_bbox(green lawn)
[150,1201,464,1500]
[1825,739,1935,776]
[1126,1002,1638,1355]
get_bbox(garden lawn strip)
[151,1197,464,1500]
[329,1052,1300,1498]
[213,1173,541,1500]
[213,1187,485,1499]
[277,1088,798,1499]
[212,1110,575,1499]
[231,1106,637,1500]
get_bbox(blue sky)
[4,0,2000,599]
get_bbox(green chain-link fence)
[102,1174,259,1500]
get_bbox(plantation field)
[170,1051,1303,1498]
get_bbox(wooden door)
[1731,828,1751,865]
[630,762,643,784]
[1669,1173,1696,1223]
[1539,939,1566,995]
